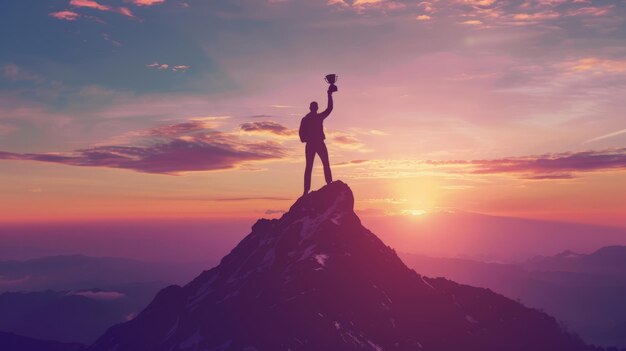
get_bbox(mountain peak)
[289,180,354,215]
[89,181,592,351]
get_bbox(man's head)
[309,101,318,113]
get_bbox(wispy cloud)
[583,129,626,144]
[172,65,190,72]
[70,0,109,11]
[561,57,626,74]
[131,0,166,6]
[429,149,626,178]
[334,159,369,166]
[146,62,190,72]
[68,0,135,18]
[0,121,287,175]
[49,10,80,21]
[102,33,121,46]
[215,196,290,202]
[331,132,368,151]
[239,121,296,137]
[1,63,40,82]
[339,149,626,180]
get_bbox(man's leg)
[317,142,333,185]
[303,142,315,196]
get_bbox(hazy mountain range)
[400,246,626,348]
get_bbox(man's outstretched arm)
[320,91,334,119]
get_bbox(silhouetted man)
[299,85,336,196]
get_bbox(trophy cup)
[325,74,338,93]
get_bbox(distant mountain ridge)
[524,246,626,276]
[88,181,593,351]
[0,331,84,351]
[0,254,206,292]
[401,247,626,349]
[0,286,163,344]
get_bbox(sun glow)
[402,209,427,216]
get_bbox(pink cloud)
[425,149,626,179]
[566,5,613,17]
[69,0,135,18]
[116,7,135,17]
[148,120,210,136]
[49,10,80,21]
[562,58,626,74]
[0,121,287,175]
[147,62,169,70]
[511,11,560,21]
[131,0,165,5]
[239,121,296,136]
[334,159,369,167]
[172,65,190,72]
[333,134,361,145]
[70,0,110,11]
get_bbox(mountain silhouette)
[88,181,593,351]
[525,246,626,276]
[400,251,626,349]
[0,331,84,351]
[0,287,161,344]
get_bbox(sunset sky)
[1,0,625,227]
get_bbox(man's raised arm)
[320,91,334,119]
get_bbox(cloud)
[353,0,384,5]
[523,173,575,180]
[116,7,135,18]
[102,33,121,46]
[426,148,626,179]
[339,150,626,180]
[461,20,483,25]
[566,5,613,17]
[333,134,361,145]
[147,120,211,137]
[172,65,190,72]
[334,159,369,166]
[216,196,291,202]
[131,0,166,6]
[0,121,287,175]
[70,0,110,11]
[583,129,626,144]
[1,64,40,82]
[69,0,135,18]
[147,62,169,70]
[68,290,125,300]
[327,0,349,7]
[49,10,80,21]
[239,121,296,136]
[331,133,367,151]
[562,58,626,74]
[0,275,30,287]
[147,62,190,72]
